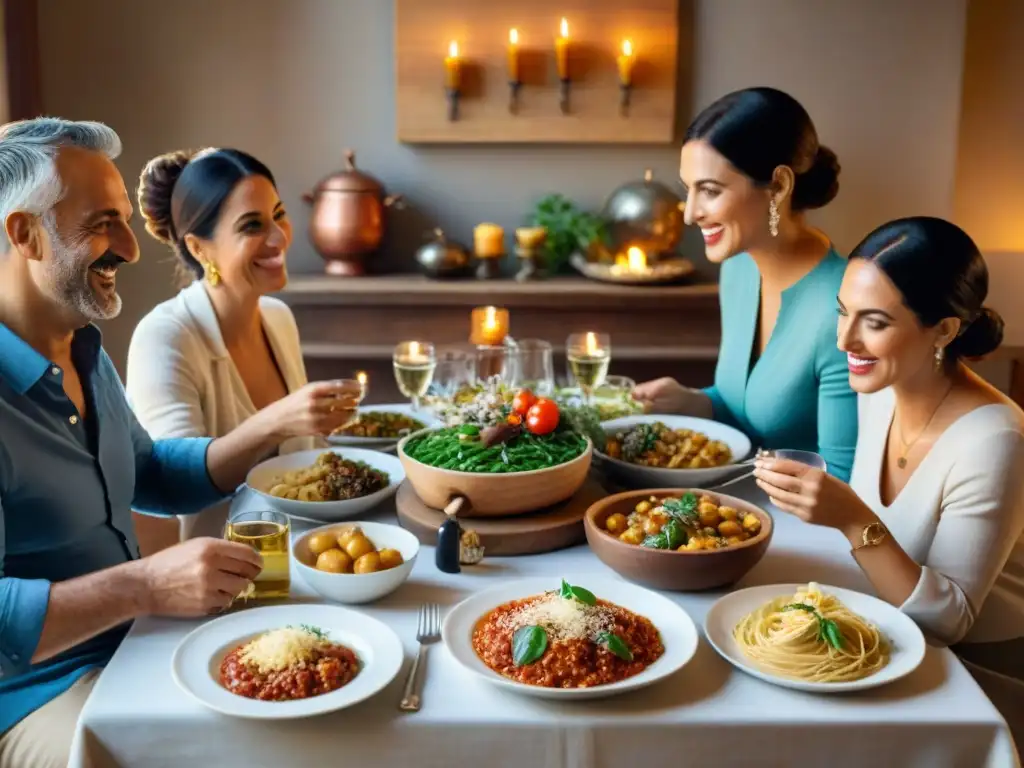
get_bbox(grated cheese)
[496,593,613,641]
[238,627,328,674]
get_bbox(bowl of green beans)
[397,427,593,517]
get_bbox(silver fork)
[399,603,441,712]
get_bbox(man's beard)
[44,223,123,322]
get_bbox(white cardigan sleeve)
[125,313,209,440]
[900,428,1024,644]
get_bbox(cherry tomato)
[526,398,559,435]
[512,389,538,416]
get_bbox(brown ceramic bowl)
[396,429,593,517]
[584,488,773,591]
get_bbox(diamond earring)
[934,346,944,371]
[768,198,780,238]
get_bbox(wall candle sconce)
[617,40,635,116]
[444,40,461,121]
[508,28,522,114]
[555,18,571,114]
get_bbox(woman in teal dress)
[633,87,857,481]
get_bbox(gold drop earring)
[768,198,780,238]
[934,346,944,371]
[202,260,221,287]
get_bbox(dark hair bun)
[137,150,195,245]
[792,145,840,210]
[951,306,1004,359]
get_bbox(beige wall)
[37,0,968,372]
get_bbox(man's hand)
[139,538,263,616]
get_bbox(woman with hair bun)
[754,217,1024,742]
[633,87,857,481]
[127,148,359,549]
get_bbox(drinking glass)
[765,449,827,472]
[566,332,611,405]
[512,339,555,396]
[326,378,365,431]
[224,508,290,602]
[393,341,436,412]
[428,349,476,401]
[475,345,518,387]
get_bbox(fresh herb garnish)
[640,518,687,550]
[663,493,698,521]
[595,631,634,661]
[288,624,327,640]
[621,423,658,462]
[782,603,844,650]
[458,424,481,436]
[560,579,597,605]
[512,625,548,666]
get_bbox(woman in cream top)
[128,148,358,547]
[754,217,1024,746]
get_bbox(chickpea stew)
[306,526,406,575]
[603,492,762,551]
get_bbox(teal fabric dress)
[703,249,858,481]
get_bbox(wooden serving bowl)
[584,488,773,591]
[396,429,593,517]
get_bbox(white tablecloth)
[71,480,1019,768]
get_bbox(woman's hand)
[259,380,364,439]
[632,377,712,417]
[753,457,876,536]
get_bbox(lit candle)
[627,246,646,272]
[444,41,461,91]
[508,28,520,83]
[555,18,570,80]
[356,370,368,394]
[401,340,430,365]
[473,222,505,258]
[470,306,510,346]
[617,39,635,86]
[585,332,600,356]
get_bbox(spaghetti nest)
[733,583,890,683]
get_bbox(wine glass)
[393,341,436,412]
[326,378,366,431]
[475,345,518,387]
[566,332,611,405]
[428,348,476,401]
[512,339,555,396]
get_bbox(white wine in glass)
[393,340,436,411]
[566,332,610,405]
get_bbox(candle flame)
[484,306,498,329]
[560,18,569,38]
[622,39,633,56]
[627,246,646,271]
[409,340,420,357]
[509,28,518,45]
[448,40,459,57]
[585,331,598,355]
[356,371,368,387]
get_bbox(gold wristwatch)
[852,521,889,551]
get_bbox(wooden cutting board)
[395,477,608,556]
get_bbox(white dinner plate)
[245,447,404,522]
[442,576,699,700]
[703,583,926,693]
[597,414,753,488]
[326,404,441,449]
[171,603,404,719]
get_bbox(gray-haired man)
[0,118,298,767]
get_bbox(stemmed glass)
[512,339,555,396]
[566,332,611,405]
[428,349,476,401]
[393,341,436,412]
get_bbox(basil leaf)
[823,619,844,650]
[641,532,668,549]
[662,519,685,550]
[512,625,548,666]
[663,494,698,521]
[569,585,597,605]
[560,579,573,600]
[595,631,634,662]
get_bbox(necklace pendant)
[897,457,908,469]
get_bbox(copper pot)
[302,150,403,276]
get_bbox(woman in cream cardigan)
[753,217,1024,746]
[127,148,354,551]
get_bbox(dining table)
[69,478,1019,768]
